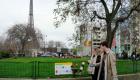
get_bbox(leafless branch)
[100,0,109,16]
[112,20,119,34]
[93,11,106,20]
[112,0,116,12]
[112,0,122,18]
[117,1,140,22]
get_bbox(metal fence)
[117,60,140,74]
[0,60,140,79]
[0,61,89,79]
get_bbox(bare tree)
[54,0,140,48]
[130,13,140,51]
[6,24,43,55]
[0,36,5,51]
[68,23,87,48]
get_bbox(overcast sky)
[0,0,75,47]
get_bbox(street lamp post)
[44,35,47,53]
[44,41,45,53]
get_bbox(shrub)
[0,51,10,59]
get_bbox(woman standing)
[89,47,104,80]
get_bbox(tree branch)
[112,20,119,34]
[112,0,121,19]
[112,0,116,12]
[117,1,140,22]
[100,0,109,16]
[93,11,106,20]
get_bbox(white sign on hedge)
[55,62,72,75]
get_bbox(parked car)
[41,53,51,57]
[40,52,58,57]
[50,52,58,57]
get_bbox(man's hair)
[100,41,108,48]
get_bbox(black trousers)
[91,73,104,80]
[92,74,97,80]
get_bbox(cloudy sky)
[0,0,75,47]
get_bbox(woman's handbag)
[87,54,97,74]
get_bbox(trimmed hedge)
[0,51,10,59]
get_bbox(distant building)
[115,27,131,54]
[79,26,104,56]
[80,26,91,56]
[92,27,102,48]
[42,47,69,54]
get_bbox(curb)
[0,73,140,80]
[0,77,91,80]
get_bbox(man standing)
[99,41,118,80]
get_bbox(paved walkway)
[0,77,91,80]
[1,73,140,80]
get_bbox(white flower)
[80,66,83,70]
[82,62,85,65]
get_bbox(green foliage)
[0,51,10,58]
[71,46,83,55]
[72,48,77,55]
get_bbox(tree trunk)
[106,22,115,48]
[21,44,25,54]
[106,21,118,48]
[106,22,111,48]
[21,41,26,54]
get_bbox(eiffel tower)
[27,0,39,50]
[29,0,34,29]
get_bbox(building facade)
[78,26,104,56]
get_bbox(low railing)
[0,60,140,79]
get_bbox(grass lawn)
[0,57,140,78]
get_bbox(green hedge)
[0,51,10,59]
